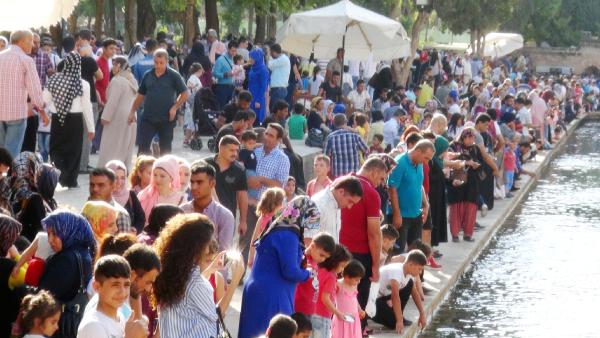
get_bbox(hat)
[333,104,346,115]
[449,90,459,101]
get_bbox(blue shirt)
[324,129,368,177]
[132,55,154,83]
[213,53,234,85]
[268,54,290,88]
[387,152,423,218]
[255,145,290,198]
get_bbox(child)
[18,290,61,338]
[369,134,385,155]
[294,233,336,315]
[552,125,564,142]
[389,240,434,301]
[312,244,352,338]
[300,70,310,94]
[232,54,246,89]
[287,103,308,140]
[291,312,312,338]
[372,250,428,334]
[239,130,260,204]
[248,187,286,267]
[11,230,56,287]
[184,63,203,146]
[284,176,297,203]
[380,224,400,266]
[263,314,297,338]
[78,255,147,338]
[503,137,518,198]
[200,240,226,303]
[37,109,52,162]
[306,155,332,197]
[331,260,366,338]
[353,113,370,143]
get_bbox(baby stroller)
[190,87,220,152]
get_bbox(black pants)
[21,115,39,152]
[138,118,175,155]
[388,215,423,254]
[352,252,372,330]
[50,113,83,188]
[372,279,413,329]
[240,204,258,263]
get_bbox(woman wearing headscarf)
[127,42,145,68]
[44,52,94,189]
[0,215,23,337]
[137,155,183,222]
[182,41,213,86]
[238,196,321,338]
[38,211,95,319]
[428,137,450,254]
[248,48,270,124]
[97,56,138,170]
[106,160,145,233]
[81,200,119,242]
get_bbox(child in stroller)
[190,87,221,151]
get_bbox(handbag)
[305,128,325,148]
[58,251,89,338]
[215,306,232,338]
[449,168,468,186]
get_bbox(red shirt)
[315,268,336,318]
[340,174,381,254]
[423,162,430,195]
[294,256,318,315]
[95,56,110,103]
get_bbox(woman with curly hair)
[153,214,244,337]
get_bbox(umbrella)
[276,0,410,61]
[0,0,79,31]
[482,33,524,58]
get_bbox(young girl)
[353,113,370,143]
[129,155,156,194]
[184,63,203,146]
[248,187,285,267]
[313,244,352,338]
[18,290,61,338]
[331,260,366,338]
[284,176,297,203]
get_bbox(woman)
[138,204,184,246]
[130,155,155,194]
[446,128,484,242]
[45,52,94,189]
[429,136,450,252]
[0,215,23,337]
[137,155,184,222]
[106,160,145,232]
[81,200,119,242]
[322,99,335,129]
[248,48,270,124]
[154,214,244,337]
[177,157,192,201]
[238,196,319,338]
[98,56,138,169]
[447,112,465,140]
[9,152,49,241]
[182,41,212,86]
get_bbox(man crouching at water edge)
[372,250,427,334]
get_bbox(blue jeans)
[310,315,331,338]
[0,119,27,157]
[138,118,175,155]
[38,132,50,162]
[504,170,514,191]
[270,87,287,112]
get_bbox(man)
[213,41,238,109]
[318,70,342,103]
[40,38,61,69]
[347,80,371,112]
[0,29,45,157]
[242,123,290,260]
[268,44,290,112]
[89,168,133,233]
[128,49,188,155]
[383,95,402,122]
[388,140,434,253]
[311,175,363,243]
[221,90,254,124]
[286,53,301,107]
[181,160,235,251]
[262,100,289,127]
[237,36,250,62]
[133,39,158,83]
[325,114,368,178]
[326,48,344,82]
[383,109,407,148]
[205,135,249,236]
[474,113,500,211]
[340,157,388,329]
[215,111,249,149]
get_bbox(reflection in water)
[421,122,600,338]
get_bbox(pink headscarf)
[105,160,129,207]
[137,155,182,221]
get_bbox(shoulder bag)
[57,251,89,338]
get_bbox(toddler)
[239,130,260,204]
[233,54,246,88]
[248,187,286,267]
[503,138,518,198]
[331,260,366,338]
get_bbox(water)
[420,121,600,338]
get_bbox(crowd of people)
[0,25,593,338]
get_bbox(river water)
[420,121,600,338]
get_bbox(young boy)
[78,255,148,338]
[291,312,312,338]
[306,155,332,197]
[239,130,260,204]
[373,250,427,335]
[503,136,518,198]
[287,103,308,140]
[262,314,298,338]
[294,232,336,317]
[380,224,400,266]
[369,134,385,155]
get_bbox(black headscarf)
[182,41,212,77]
[143,204,184,238]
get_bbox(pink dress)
[331,285,361,338]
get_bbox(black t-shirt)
[307,110,324,130]
[222,103,256,124]
[289,54,300,84]
[320,81,342,103]
[239,148,257,170]
[215,123,235,149]
[204,155,248,215]
[58,56,99,103]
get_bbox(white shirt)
[348,60,360,77]
[77,307,126,338]
[348,89,370,111]
[311,187,340,242]
[42,79,95,132]
[378,263,413,297]
[85,293,133,321]
[448,103,461,116]
[309,74,325,96]
[34,232,54,260]
[383,118,400,147]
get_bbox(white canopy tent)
[467,32,524,58]
[0,0,79,31]
[276,0,411,61]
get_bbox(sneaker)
[463,236,475,242]
[481,203,488,217]
[475,222,485,230]
[505,192,514,198]
[433,250,443,259]
[428,256,442,269]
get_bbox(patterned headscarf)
[10,152,43,205]
[37,163,60,210]
[258,195,320,242]
[0,214,22,256]
[106,160,129,207]
[46,52,83,125]
[81,201,119,241]
[42,210,96,261]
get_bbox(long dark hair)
[153,214,214,307]
[143,204,184,238]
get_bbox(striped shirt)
[0,45,44,121]
[159,267,218,338]
[324,129,368,177]
[255,145,290,198]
